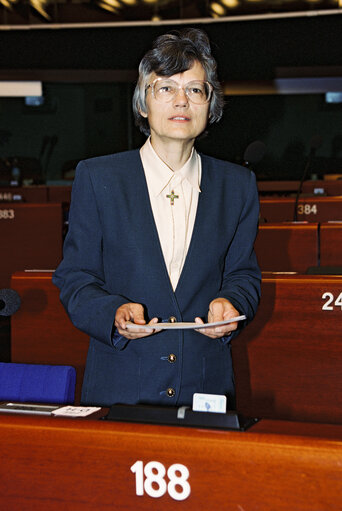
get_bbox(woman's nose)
[173,87,189,106]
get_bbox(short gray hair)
[132,28,224,137]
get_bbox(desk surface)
[0,413,341,510]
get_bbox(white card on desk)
[192,393,227,414]
[51,406,101,417]
[126,315,246,331]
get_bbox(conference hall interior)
[0,1,341,509]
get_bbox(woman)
[53,28,261,408]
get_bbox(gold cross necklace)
[166,190,179,206]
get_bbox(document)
[126,315,246,331]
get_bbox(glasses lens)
[185,81,211,104]
[154,80,177,102]
[152,79,211,104]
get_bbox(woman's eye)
[159,86,173,93]
[189,87,203,95]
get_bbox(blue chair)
[0,362,76,404]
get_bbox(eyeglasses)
[146,78,213,105]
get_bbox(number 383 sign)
[130,460,191,501]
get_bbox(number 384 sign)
[130,460,191,501]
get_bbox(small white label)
[51,406,101,417]
[192,393,227,414]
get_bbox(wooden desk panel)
[257,180,300,195]
[0,203,63,288]
[0,186,48,203]
[11,272,342,425]
[320,221,342,267]
[232,274,342,424]
[255,223,318,272]
[11,272,89,404]
[0,414,341,510]
[257,179,342,197]
[302,179,342,196]
[47,185,72,204]
[260,196,342,222]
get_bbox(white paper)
[126,315,246,331]
[192,393,227,414]
[51,406,101,417]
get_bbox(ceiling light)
[222,0,239,7]
[30,0,51,19]
[99,0,121,8]
[210,1,225,15]
[97,1,119,12]
[0,82,43,97]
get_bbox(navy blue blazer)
[53,149,261,407]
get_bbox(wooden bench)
[320,221,342,267]
[255,222,318,272]
[0,203,63,288]
[257,179,342,197]
[0,413,341,510]
[11,272,342,425]
[232,273,342,424]
[11,271,88,405]
[260,196,342,222]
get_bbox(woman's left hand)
[194,297,239,339]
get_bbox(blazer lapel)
[174,156,216,298]
[132,151,179,303]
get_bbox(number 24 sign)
[131,460,191,501]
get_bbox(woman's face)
[141,60,210,149]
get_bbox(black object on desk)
[105,404,258,431]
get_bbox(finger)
[130,303,146,325]
[148,317,159,325]
[210,301,225,323]
[115,305,131,330]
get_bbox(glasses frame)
[146,77,213,105]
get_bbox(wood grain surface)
[320,222,342,267]
[255,222,318,271]
[0,413,341,510]
[260,196,342,222]
[232,273,342,424]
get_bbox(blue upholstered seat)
[0,363,76,404]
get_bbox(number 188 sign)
[130,460,191,501]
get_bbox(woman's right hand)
[114,302,158,339]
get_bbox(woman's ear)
[139,107,148,119]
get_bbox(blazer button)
[167,387,175,397]
[169,316,177,323]
[168,353,177,363]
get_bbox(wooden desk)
[11,272,342,425]
[302,179,342,196]
[0,186,48,203]
[257,179,342,197]
[255,223,318,272]
[11,272,89,404]
[257,180,300,195]
[0,203,63,288]
[320,221,342,267]
[260,196,342,222]
[232,273,342,424]
[47,185,72,204]
[0,413,341,510]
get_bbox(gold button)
[168,353,177,363]
[167,387,175,397]
[169,316,177,323]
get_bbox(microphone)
[293,135,323,221]
[243,140,266,168]
[0,289,21,316]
